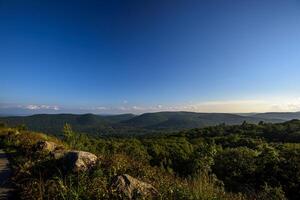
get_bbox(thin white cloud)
[26,105,40,110]
[178,100,268,113]
[118,106,128,111]
[95,106,107,110]
[175,98,300,113]
[105,98,300,113]
[132,106,143,110]
[25,104,60,110]
[1,97,300,115]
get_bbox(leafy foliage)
[0,111,286,136]
[1,119,300,199]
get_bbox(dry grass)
[0,127,246,200]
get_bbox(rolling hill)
[251,112,300,121]
[0,111,293,136]
[0,113,136,136]
[121,111,283,130]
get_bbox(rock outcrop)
[35,141,61,152]
[64,150,98,172]
[35,141,97,172]
[111,174,158,199]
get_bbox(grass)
[0,126,245,200]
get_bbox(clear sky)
[1,0,300,114]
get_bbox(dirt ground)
[0,150,14,200]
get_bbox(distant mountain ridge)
[0,113,136,135]
[251,112,300,121]
[121,111,283,130]
[1,111,299,135]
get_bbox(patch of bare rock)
[35,140,97,172]
[111,174,158,199]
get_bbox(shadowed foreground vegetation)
[0,119,299,199]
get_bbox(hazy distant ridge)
[251,112,300,121]
[2,111,298,135]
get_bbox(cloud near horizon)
[25,105,60,110]
[1,98,300,115]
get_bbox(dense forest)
[1,111,296,136]
[0,119,299,199]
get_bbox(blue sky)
[1,0,300,114]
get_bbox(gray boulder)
[111,174,158,199]
[35,141,97,172]
[64,150,98,172]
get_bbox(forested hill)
[251,112,300,121]
[0,111,293,136]
[121,112,283,129]
[0,113,136,136]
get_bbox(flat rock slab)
[0,150,14,200]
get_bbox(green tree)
[186,142,216,175]
[63,123,75,147]
[17,124,27,131]
[213,147,258,192]
[257,184,287,200]
[0,122,6,128]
